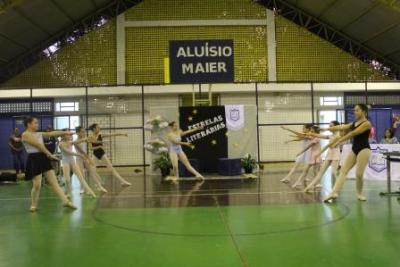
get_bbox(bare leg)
[62,164,72,198]
[168,152,179,182]
[304,160,331,192]
[100,155,131,186]
[324,152,357,202]
[330,160,340,187]
[43,170,76,209]
[292,164,311,188]
[178,152,203,179]
[281,162,302,183]
[30,175,42,211]
[71,163,96,198]
[355,149,371,201]
[76,159,87,194]
[87,165,107,193]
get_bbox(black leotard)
[351,121,370,155]
[92,134,103,148]
[92,134,105,160]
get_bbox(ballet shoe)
[303,186,312,193]
[85,191,97,198]
[121,182,131,187]
[315,184,322,188]
[280,178,290,183]
[63,201,77,210]
[29,206,38,212]
[292,182,301,189]
[323,193,338,203]
[357,195,367,201]
[98,187,108,193]
[196,175,205,181]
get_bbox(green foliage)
[152,152,172,171]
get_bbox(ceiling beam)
[257,0,399,77]
[90,0,98,9]
[14,7,51,37]
[49,0,75,24]
[339,1,380,31]
[0,33,28,50]
[317,0,339,19]
[0,0,144,85]
[361,20,400,44]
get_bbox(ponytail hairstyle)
[330,120,340,126]
[355,104,369,115]
[311,125,320,134]
[23,116,37,128]
[89,123,98,131]
[304,123,313,130]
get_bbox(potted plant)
[153,152,172,178]
[241,154,257,174]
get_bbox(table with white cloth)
[341,144,400,181]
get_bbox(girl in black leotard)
[88,123,131,186]
[319,104,372,202]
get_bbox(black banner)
[179,106,228,173]
[169,40,234,84]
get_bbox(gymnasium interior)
[0,0,400,266]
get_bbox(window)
[55,102,79,112]
[320,96,343,106]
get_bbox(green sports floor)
[1,167,400,267]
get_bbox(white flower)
[144,124,153,131]
[159,147,168,152]
[159,122,169,128]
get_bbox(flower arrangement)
[144,115,169,133]
[152,152,172,177]
[241,153,258,174]
[144,139,169,154]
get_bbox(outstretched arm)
[22,132,57,160]
[324,123,352,132]
[281,126,304,137]
[101,133,128,138]
[318,136,341,156]
[284,138,303,144]
[307,132,330,140]
[330,121,371,148]
[167,133,192,147]
[42,130,72,138]
[296,143,314,156]
[59,142,81,157]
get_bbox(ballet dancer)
[74,126,108,193]
[292,125,322,188]
[323,104,372,202]
[88,123,131,186]
[303,121,343,192]
[280,124,313,183]
[21,116,76,212]
[58,131,96,198]
[167,121,204,181]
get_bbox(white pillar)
[116,13,126,85]
[266,9,277,82]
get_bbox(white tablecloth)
[341,144,400,181]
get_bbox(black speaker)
[0,172,17,182]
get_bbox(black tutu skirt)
[25,153,53,180]
[93,148,105,160]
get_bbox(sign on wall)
[169,40,234,84]
[179,106,228,172]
